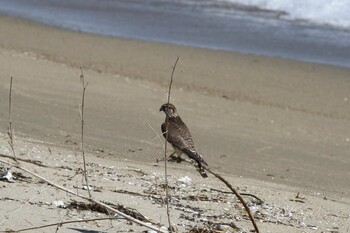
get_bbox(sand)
[0,15,349,232]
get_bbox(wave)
[215,0,350,29]
[1,0,349,68]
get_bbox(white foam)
[223,0,350,28]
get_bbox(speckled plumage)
[160,103,208,178]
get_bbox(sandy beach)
[0,15,349,232]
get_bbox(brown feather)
[160,103,209,178]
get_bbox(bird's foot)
[169,154,186,163]
[156,155,187,163]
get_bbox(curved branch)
[203,165,260,233]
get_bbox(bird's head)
[159,103,178,118]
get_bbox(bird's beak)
[159,106,163,111]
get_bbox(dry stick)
[6,216,123,233]
[0,153,49,168]
[203,165,260,233]
[7,77,18,164]
[167,57,180,104]
[163,56,180,232]
[0,158,168,233]
[209,188,263,204]
[145,121,165,151]
[79,68,92,198]
[0,185,50,227]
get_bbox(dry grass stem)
[0,153,47,167]
[5,217,121,233]
[145,121,165,151]
[79,67,92,198]
[0,186,50,226]
[7,77,18,164]
[203,165,260,233]
[167,57,180,104]
[163,56,180,232]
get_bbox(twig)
[0,186,49,226]
[167,57,180,104]
[2,216,123,232]
[79,68,92,198]
[239,193,264,205]
[164,56,180,232]
[0,158,168,233]
[7,77,18,164]
[203,165,260,233]
[210,188,263,204]
[0,153,46,167]
[145,121,165,151]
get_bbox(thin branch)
[0,158,168,233]
[145,121,165,151]
[0,153,46,167]
[167,57,180,104]
[210,188,263,204]
[203,165,260,233]
[0,186,50,226]
[239,193,263,205]
[7,77,18,164]
[164,56,180,232]
[8,216,123,232]
[79,67,92,198]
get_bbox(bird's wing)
[161,118,195,151]
[162,118,209,178]
[182,148,208,166]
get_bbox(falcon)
[160,103,208,178]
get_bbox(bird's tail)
[198,167,208,178]
[183,149,209,178]
[195,153,208,178]
[196,153,208,167]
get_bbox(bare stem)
[79,68,91,198]
[7,77,19,164]
[164,57,180,232]
[203,165,260,233]
[167,57,180,104]
[7,216,122,232]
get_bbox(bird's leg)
[169,152,183,163]
[156,151,176,163]
[156,151,186,163]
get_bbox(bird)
[159,103,208,178]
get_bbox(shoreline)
[0,14,349,198]
[1,1,350,69]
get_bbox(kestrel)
[160,103,208,178]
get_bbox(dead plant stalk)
[203,165,260,233]
[5,217,123,232]
[79,68,92,198]
[7,76,18,164]
[163,56,180,232]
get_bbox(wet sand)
[0,14,349,232]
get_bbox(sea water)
[0,0,349,68]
